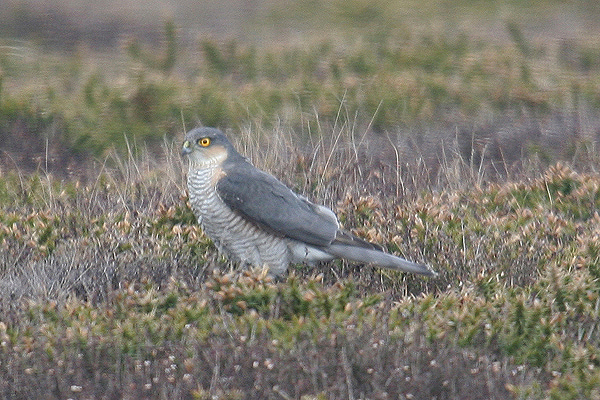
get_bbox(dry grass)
[2,123,600,398]
[2,1,600,397]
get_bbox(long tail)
[324,231,437,277]
[325,243,437,276]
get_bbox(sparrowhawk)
[182,127,436,277]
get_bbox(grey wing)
[216,166,339,247]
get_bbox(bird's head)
[181,127,240,169]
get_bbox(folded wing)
[216,163,339,247]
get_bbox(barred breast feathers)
[187,165,291,275]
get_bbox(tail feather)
[325,242,437,277]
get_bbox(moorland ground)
[2,0,600,398]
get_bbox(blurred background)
[1,0,600,179]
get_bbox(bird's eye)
[198,137,211,147]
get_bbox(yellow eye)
[198,137,211,147]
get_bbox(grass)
[2,134,600,398]
[2,0,600,398]
[2,2,600,164]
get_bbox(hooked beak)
[181,140,192,156]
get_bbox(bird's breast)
[187,167,290,275]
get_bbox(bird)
[181,127,436,278]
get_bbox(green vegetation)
[2,0,600,398]
[2,1,600,163]
[1,152,600,398]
